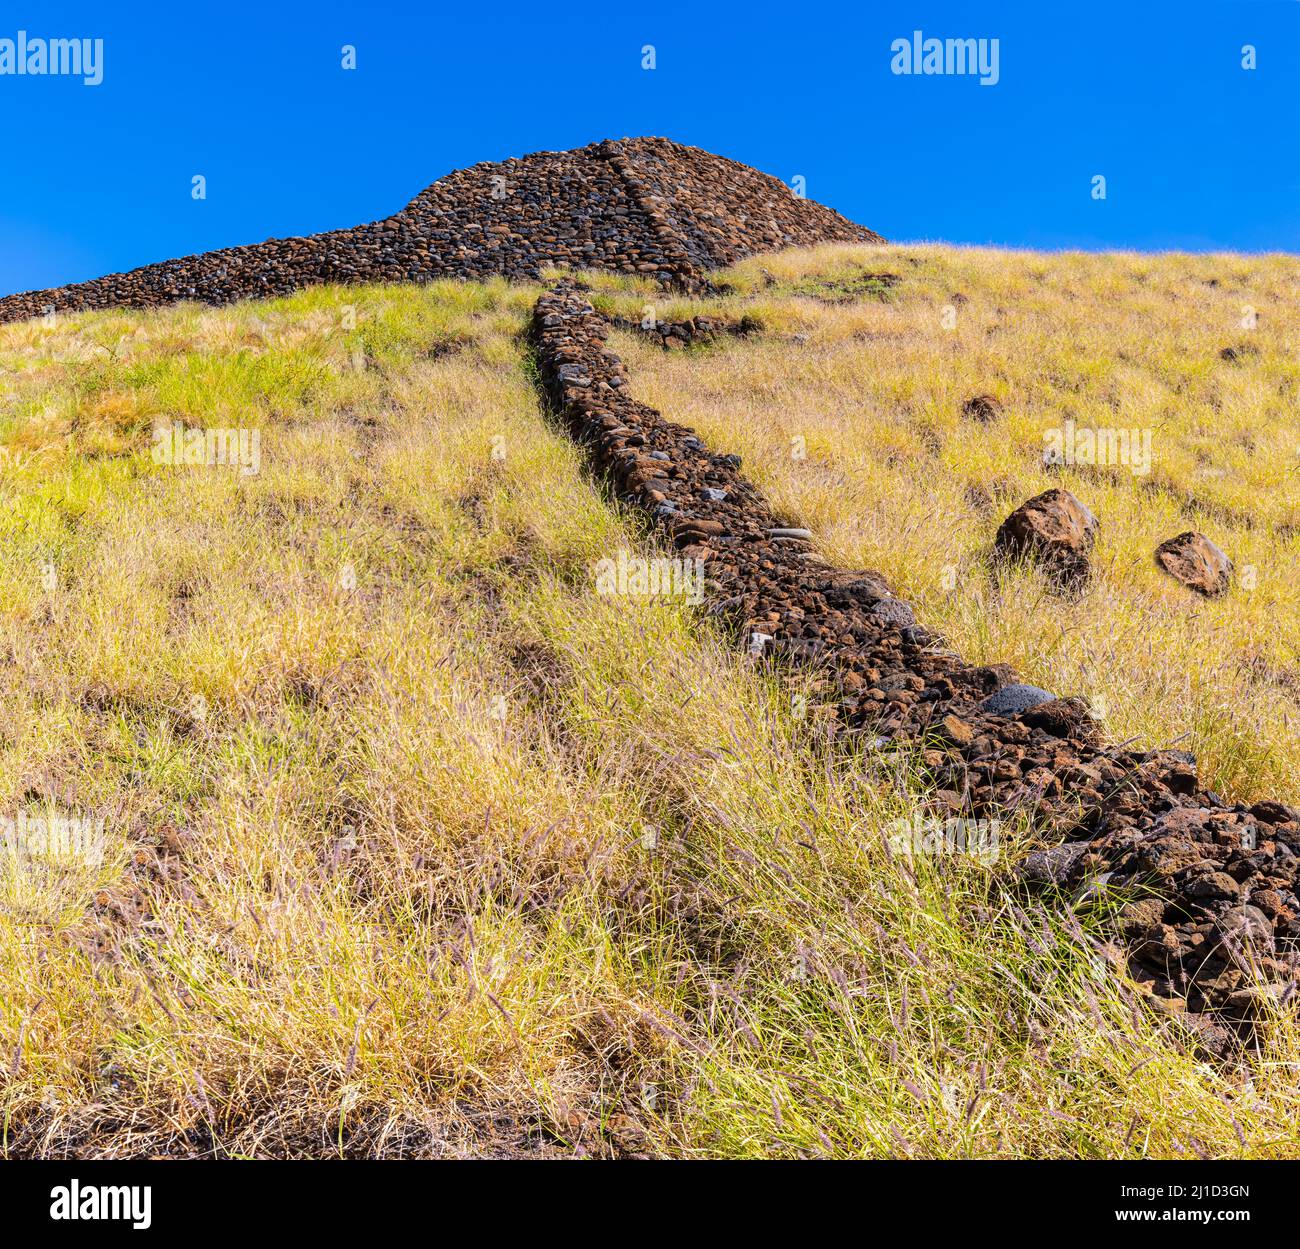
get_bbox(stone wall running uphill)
[531,280,1300,1053]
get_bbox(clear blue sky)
[2,1,1298,296]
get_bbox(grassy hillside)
[599,246,1300,806]
[0,255,1296,1159]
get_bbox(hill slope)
[0,246,1297,1158]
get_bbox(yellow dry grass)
[0,260,1296,1159]
[591,244,1300,806]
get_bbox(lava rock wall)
[532,280,1300,1050]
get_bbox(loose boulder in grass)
[994,488,1098,587]
[961,394,1002,422]
[1155,531,1233,597]
[1219,343,1260,363]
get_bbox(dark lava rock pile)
[0,138,880,326]
[533,280,1299,1047]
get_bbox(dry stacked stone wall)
[616,136,876,271]
[532,280,1300,1051]
[0,138,881,325]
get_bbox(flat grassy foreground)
[0,256,1296,1159]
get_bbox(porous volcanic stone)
[1219,344,1259,363]
[979,683,1057,716]
[995,488,1098,586]
[961,394,1002,422]
[870,599,917,629]
[1155,531,1233,597]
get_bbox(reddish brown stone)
[961,394,1002,422]
[995,489,1098,586]
[1155,531,1233,597]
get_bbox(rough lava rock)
[1155,531,1233,597]
[961,394,1003,422]
[994,488,1098,586]
[979,684,1057,716]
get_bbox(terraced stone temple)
[0,138,881,324]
